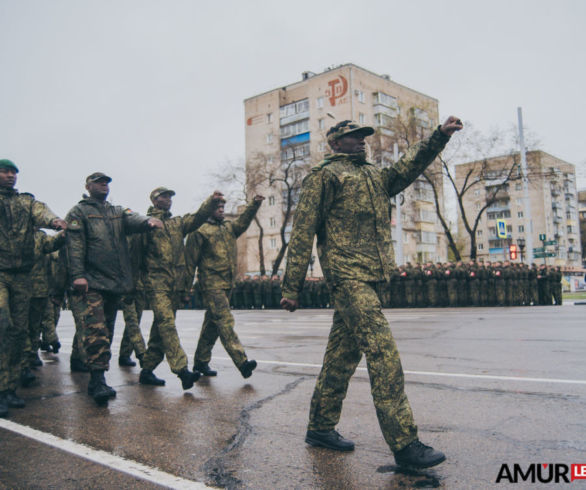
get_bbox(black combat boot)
[305,430,355,451]
[21,368,37,387]
[87,370,113,405]
[5,390,26,409]
[0,392,8,417]
[393,439,446,469]
[239,360,257,379]
[118,356,136,367]
[139,369,165,386]
[177,368,200,390]
[31,353,43,368]
[70,358,89,372]
[194,361,217,377]
[51,341,61,354]
[40,341,52,352]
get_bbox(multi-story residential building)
[456,151,582,266]
[578,190,586,267]
[243,63,448,276]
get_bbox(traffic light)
[509,244,518,260]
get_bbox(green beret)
[0,159,19,173]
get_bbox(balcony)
[553,215,563,224]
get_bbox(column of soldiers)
[188,262,563,310]
[0,161,264,413]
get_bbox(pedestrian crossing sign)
[496,219,507,238]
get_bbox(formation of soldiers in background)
[188,261,564,310]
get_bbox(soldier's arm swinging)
[230,196,264,238]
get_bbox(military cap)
[150,186,176,201]
[86,172,112,184]
[326,120,374,144]
[0,159,19,173]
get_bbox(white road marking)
[0,419,209,489]
[214,357,586,386]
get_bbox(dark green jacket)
[65,195,151,294]
[282,128,449,301]
[185,199,261,291]
[0,188,59,272]
[141,195,216,293]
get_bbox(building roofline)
[243,62,439,104]
[454,149,575,169]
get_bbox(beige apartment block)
[243,63,449,277]
[456,151,582,267]
[578,190,586,266]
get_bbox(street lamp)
[517,238,526,263]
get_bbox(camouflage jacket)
[185,199,261,291]
[281,128,450,301]
[30,230,66,297]
[141,195,216,292]
[0,188,60,272]
[65,196,151,294]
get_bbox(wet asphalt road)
[1,305,585,489]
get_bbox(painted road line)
[213,357,586,386]
[0,419,209,489]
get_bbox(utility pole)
[517,107,534,264]
[394,143,404,265]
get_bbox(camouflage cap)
[86,172,112,184]
[326,120,375,144]
[150,186,176,201]
[0,159,19,173]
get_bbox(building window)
[517,211,523,218]
[267,113,273,123]
[280,99,309,119]
[318,118,325,130]
[516,198,522,205]
[567,225,574,234]
[489,226,496,236]
[317,96,324,109]
[515,183,522,190]
[318,141,326,152]
[478,243,484,250]
[358,113,365,124]
[474,189,481,196]
[518,225,524,233]
[266,134,273,144]
[270,238,277,249]
[269,217,276,228]
[374,92,398,109]
[268,196,275,206]
[356,90,365,103]
[477,229,483,237]
[280,119,309,138]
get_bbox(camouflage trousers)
[119,293,146,359]
[69,289,119,371]
[41,299,61,345]
[141,290,188,374]
[195,289,247,369]
[308,280,418,453]
[23,296,48,367]
[0,271,31,391]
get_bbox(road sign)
[544,240,557,246]
[497,219,507,238]
[534,252,556,258]
[533,247,545,253]
[539,234,546,241]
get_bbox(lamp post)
[517,238,526,263]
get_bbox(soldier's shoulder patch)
[123,208,134,215]
[68,219,82,231]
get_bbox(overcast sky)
[1,0,584,218]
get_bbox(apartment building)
[578,190,586,266]
[456,151,582,266]
[243,63,448,276]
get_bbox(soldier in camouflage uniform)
[280,118,462,468]
[185,196,263,378]
[40,250,66,354]
[66,172,163,405]
[22,230,66,385]
[138,187,221,389]
[0,159,66,417]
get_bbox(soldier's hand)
[147,217,164,229]
[254,195,265,202]
[280,297,299,312]
[52,218,68,230]
[72,278,88,293]
[440,116,463,136]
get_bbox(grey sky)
[1,0,584,218]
